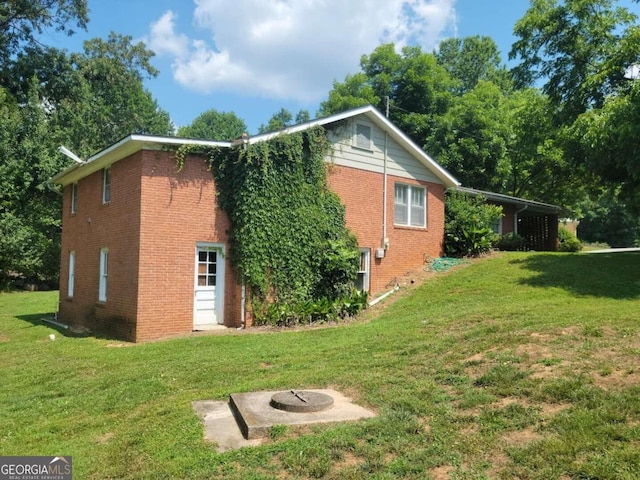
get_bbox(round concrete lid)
[270,390,334,413]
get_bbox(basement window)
[355,248,370,292]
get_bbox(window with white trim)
[355,248,370,292]
[68,251,75,298]
[102,167,111,204]
[394,183,426,227]
[354,123,372,150]
[71,183,77,214]
[98,248,108,302]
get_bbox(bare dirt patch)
[501,427,543,447]
[594,368,640,390]
[429,464,454,480]
[95,432,114,444]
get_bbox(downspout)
[239,282,246,330]
[514,205,528,235]
[238,135,249,330]
[382,131,389,250]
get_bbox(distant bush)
[494,232,528,251]
[445,191,503,257]
[558,227,583,252]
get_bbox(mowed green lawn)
[1,251,639,479]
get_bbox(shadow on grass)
[511,252,640,299]
[15,313,124,341]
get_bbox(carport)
[455,187,563,251]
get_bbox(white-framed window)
[355,248,370,292]
[71,183,78,214]
[102,167,111,204]
[354,123,372,150]
[98,248,108,302]
[68,251,75,298]
[394,183,426,227]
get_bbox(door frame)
[193,242,225,328]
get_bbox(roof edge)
[50,134,231,185]
[453,186,563,213]
[246,105,460,188]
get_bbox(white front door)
[194,244,225,330]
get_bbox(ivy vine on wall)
[175,126,362,323]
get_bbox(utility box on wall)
[375,248,385,259]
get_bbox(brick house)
[51,106,459,342]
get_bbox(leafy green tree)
[257,108,312,133]
[318,73,378,116]
[258,108,292,133]
[321,44,454,144]
[504,88,589,208]
[177,109,247,141]
[425,80,511,192]
[362,44,455,141]
[510,0,640,122]
[53,33,173,156]
[0,0,88,82]
[577,190,640,247]
[0,83,64,284]
[295,109,310,124]
[436,36,512,94]
[510,0,640,210]
[569,80,640,210]
[0,17,173,285]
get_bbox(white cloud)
[146,0,458,102]
[146,11,189,57]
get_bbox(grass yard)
[1,251,639,479]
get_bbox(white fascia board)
[246,105,460,188]
[50,134,231,186]
[247,105,374,144]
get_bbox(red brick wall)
[135,150,240,341]
[501,204,516,234]
[58,153,143,340]
[58,150,242,342]
[59,149,446,341]
[327,164,446,295]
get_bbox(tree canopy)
[510,0,640,216]
[177,109,247,141]
[0,4,174,285]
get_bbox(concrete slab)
[192,400,263,452]
[193,389,376,451]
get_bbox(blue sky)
[42,0,640,135]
